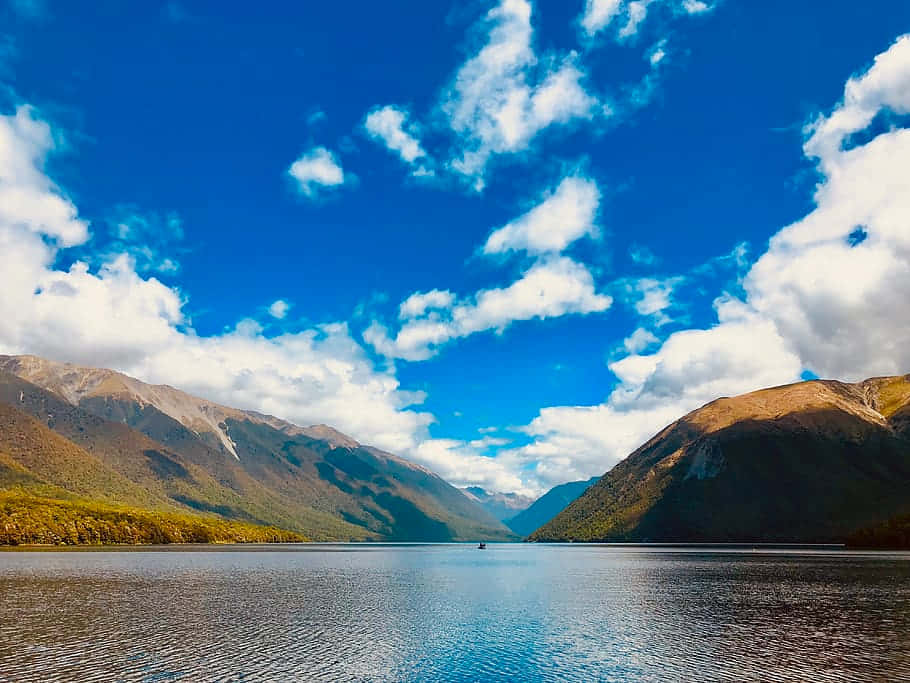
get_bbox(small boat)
[477,542,486,549]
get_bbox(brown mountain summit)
[530,375,910,543]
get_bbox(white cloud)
[367,256,612,361]
[287,146,345,197]
[581,0,714,40]
[369,172,611,361]
[412,439,534,496]
[360,0,712,189]
[441,0,601,186]
[457,257,611,333]
[398,289,455,320]
[682,0,710,13]
[503,33,910,490]
[364,105,428,167]
[803,33,910,164]
[619,276,683,324]
[648,39,668,66]
[0,106,87,247]
[268,299,290,319]
[746,33,910,381]
[580,0,624,36]
[619,0,653,39]
[482,175,600,256]
[622,327,658,353]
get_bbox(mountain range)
[5,354,909,547]
[0,355,515,543]
[530,376,910,543]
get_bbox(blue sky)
[2,0,910,494]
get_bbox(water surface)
[1,544,908,681]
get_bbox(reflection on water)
[1,544,909,682]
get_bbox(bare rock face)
[530,376,910,543]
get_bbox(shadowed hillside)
[0,355,515,542]
[530,376,910,543]
[505,477,598,537]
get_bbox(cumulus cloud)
[441,0,601,187]
[622,327,658,353]
[367,256,612,361]
[581,0,715,39]
[746,33,910,380]
[398,289,455,320]
[482,175,600,256]
[682,0,711,13]
[803,34,910,163]
[367,174,611,361]
[360,0,713,190]
[580,0,624,36]
[287,146,346,197]
[0,106,87,246]
[267,299,290,319]
[618,0,653,39]
[364,105,428,170]
[412,439,533,496]
[503,33,910,490]
[618,276,683,325]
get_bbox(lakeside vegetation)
[0,490,306,546]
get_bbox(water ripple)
[0,546,909,681]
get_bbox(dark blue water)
[1,544,909,682]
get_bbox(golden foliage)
[0,490,306,546]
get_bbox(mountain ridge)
[0,354,515,542]
[530,375,910,543]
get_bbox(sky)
[2,0,910,496]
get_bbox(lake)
[0,544,908,681]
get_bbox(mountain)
[530,376,910,543]
[460,487,534,521]
[505,477,599,537]
[0,355,515,542]
[0,402,304,544]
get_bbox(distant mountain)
[0,355,515,542]
[530,376,910,543]
[505,477,599,537]
[460,487,534,522]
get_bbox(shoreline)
[4,540,907,552]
